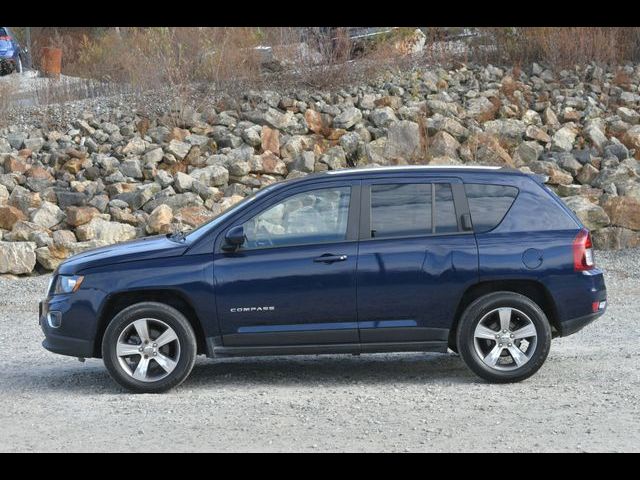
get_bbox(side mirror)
[222,225,245,251]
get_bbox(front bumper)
[39,290,101,358]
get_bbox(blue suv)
[39,166,607,393]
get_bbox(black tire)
[456,292,551,383]
[102,302,197,393]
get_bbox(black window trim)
[359,177,472,241]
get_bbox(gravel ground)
[0,249,638,452]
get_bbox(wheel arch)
[94,289,207,357]
[449,279,561,347]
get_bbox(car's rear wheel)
[102,302,197,393]
[456,292,551,383]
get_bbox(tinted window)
[371,183,432,238]
[435,184,458,233]
[243,186,351,249]
[464,183,518,232]
[0,28,7,37]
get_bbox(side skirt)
[206,337,448,358]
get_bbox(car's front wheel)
[102,302,197,393]
[456,292,551,383]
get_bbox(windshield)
[179,183,281,242]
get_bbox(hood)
[57,235,190,275]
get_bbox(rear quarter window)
[464,183,519,233]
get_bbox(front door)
[214,181,360,347]
[356,178,478,346]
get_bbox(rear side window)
[464,183,518,233]
[371,183,432,238]
[369,182,460,238]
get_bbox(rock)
[603,196,640,230]
[175,206,216,227]
[143,192,203,214]
[617,107,640,125]
[319,147,347,170]
[5,220,50,243]
[167,139,191,160]
[4,156,29,174]
[304,109,326,134]
[429,131,460,158]
[146,204,174,234]
[190,165,229,187]
[592,227,640,250]
[466,96,497,122]
[174,172,194,193]
[0,206,26,230]
[514,141,543,164]
[555,153,583,177]
[524,125,551,143]
[622,125,640,157]
[385,121,423,162]
[30,202,65,229]
[55,191,87,209]
[551,125,578,152]
[241,125,262,147]
[0,184,9,204]
[369,107,398,128]
[333,107,362,130]
[261,126,280,154]
[562,196,610,230]
[9,186,41,214]
[75,217,137,244]
[292,151,316,173]
[66,206,101,227]
[0,241,36,274]
[529,161,573,185]
[119,159,143,179]
[255,152,288,175]
[426,114,470,141]
[576,163,599,185]
[592,164,638,189]
[52,230,76,245]
[461,134,514,167]
[122,137,147,155]
[584,123,608,152]
[484,119,526,149]
[143,148,164,165]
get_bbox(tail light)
[0,36,11,41]
[573,228,595,271]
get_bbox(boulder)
[0,241,37,274]
[333,107,362,130]
[30,201,65,229]
[0,205,26,230]
[562,196,610,230]
[66,206,101,227]
[603,196,640,230]
[146,204,174,234]
[75,217,137,244]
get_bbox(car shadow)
[17,352,478,395]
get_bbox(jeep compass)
[39,166,607,393]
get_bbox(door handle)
[313,254,348,264]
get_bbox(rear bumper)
[558,310,605,337]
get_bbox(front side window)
[242,186,351,249]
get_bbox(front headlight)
[53,275,85,295]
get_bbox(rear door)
[356,177,478,346]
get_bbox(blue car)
[0,27,25,74]
[39,166,607,393]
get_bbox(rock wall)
[1,62,640,274]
